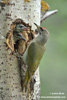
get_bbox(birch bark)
[0,0,41,100]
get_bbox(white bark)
[0,0,41,100]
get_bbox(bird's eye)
[40,27,43,31]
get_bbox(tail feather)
[22,71,31,91]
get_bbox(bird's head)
[34,23,49,36]
[34,23,49,44]
[15,24,29,33]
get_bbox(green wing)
[27,42,45,73]
[23,42,46,88]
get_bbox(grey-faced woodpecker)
[13,24,28,42]
[22,23,49,91]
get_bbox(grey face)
[34,23,49,42]
[34,23,47,35]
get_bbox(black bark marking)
[1,62,4,65]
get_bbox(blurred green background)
[40,0,67,100]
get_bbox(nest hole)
[6,18,35,55]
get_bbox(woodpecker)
[6,24,29,53]
[13,24,29,42]
[14,24,30,55]
[14,24,35,55]
[22,23,49,91]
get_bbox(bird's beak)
[21,35,26,41]
[23,26,29,31]
[34,23,40,29]
[18,33,26,41]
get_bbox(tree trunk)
[0,0,41,100]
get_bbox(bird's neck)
[35,34,48,46]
